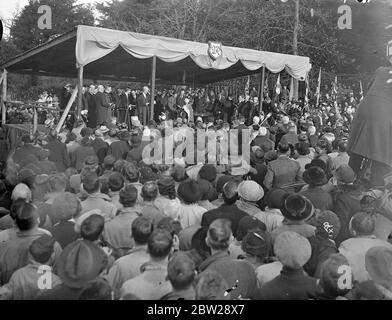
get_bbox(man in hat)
[107,130,131,161]
[94,84,112,125]
[12,135,43,169]
[105,217,153,295]
[38,239,109,300]
[255,231,321,300]
[0,234,62,300]
[263,141,303,193]
[44,130,70,173]
[251,126,275,153]
[80,171,117,222]
[271,193,316,243]
[236,180,265,217]
[300,166,333,211]
[90,129,109,164]
[198,219,258,299]
[120,229,174,300]
[71,136,97,172]
[103,185,141,259]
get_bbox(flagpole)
[316,68,321,109]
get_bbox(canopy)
[2,25,311,84]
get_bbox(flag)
[245,75,250,95]
[275,74,281,95]
[289,77,294,101]
[359,80,364,101]
[315,68,321,108]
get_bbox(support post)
[1,69,7,125]
[182,70,186,85]
[260,66,265,113]
[56,88,78,133]
[33,107,38,134]
[293,0,300,100]
[77,66,84,120]
[150,56,156,121]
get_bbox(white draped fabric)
[76,25,311,80]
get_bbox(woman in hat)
[300,166,333,211]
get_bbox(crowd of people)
[1,79,392,301]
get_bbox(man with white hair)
[137,86,150,126]
[252,126,274,152]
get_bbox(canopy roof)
[1,25,312,84]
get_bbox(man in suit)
[136,86,150,125]
[94,84,111,125]
[86,85,97,128]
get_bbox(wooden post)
[1,69,7,125]
[150,56,156,121]
[182,70,186,85]
[56,88,78,133]
[260,66,265,113]
[77,66,84,120]
[33,107,38,134]
[293,0,300,100]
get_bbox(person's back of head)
[222,181,239,205]
[108,172,124,192]
[177,180,202,204]
[82,171,100,194]
[49,173,67,193]
[132,217,154,246]
[206,218,232,252]
[319,253,353,298]
[15,202,39,231]
[350,212,375,237]
[80,214,105,241]
[79,278,113,300]
[147,229,173,260]
[167,252,196,291]
[119,184,138,208]
[141,181,158,201]
[278,141,290,155]
[295,142,310,156]
[29,234,56,265]
[337,140,347,153]
[194,270,230,300]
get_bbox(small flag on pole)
[275,74,282,95]
[359,80,364,101]
[316,68,321,108]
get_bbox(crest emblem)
[208,41,223,60]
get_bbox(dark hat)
[178,180,202,204]
[18,168,36,184]
[254,148,265,160]
[191,226,210,256]
[139,166,158,184]
[57,240,108,288]
[197,179,215,201]
[303,166,328,187]
[241,230,271,259]
[82,171,99,191]
[314,210,341,240]
[119,184,138,203]
[103,155,116,167]
[119,130,131,141]
[265,188,289,209]
[123,163,139,182]
[84,155,99,167]
[281,194,314,221]
[29,234,56,263]
[157,176,176,197]
[216,175,235,194]
[198,164,217,183]
[236,215,267,241]
[305,159,327,172]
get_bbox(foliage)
[10,0,94,51]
